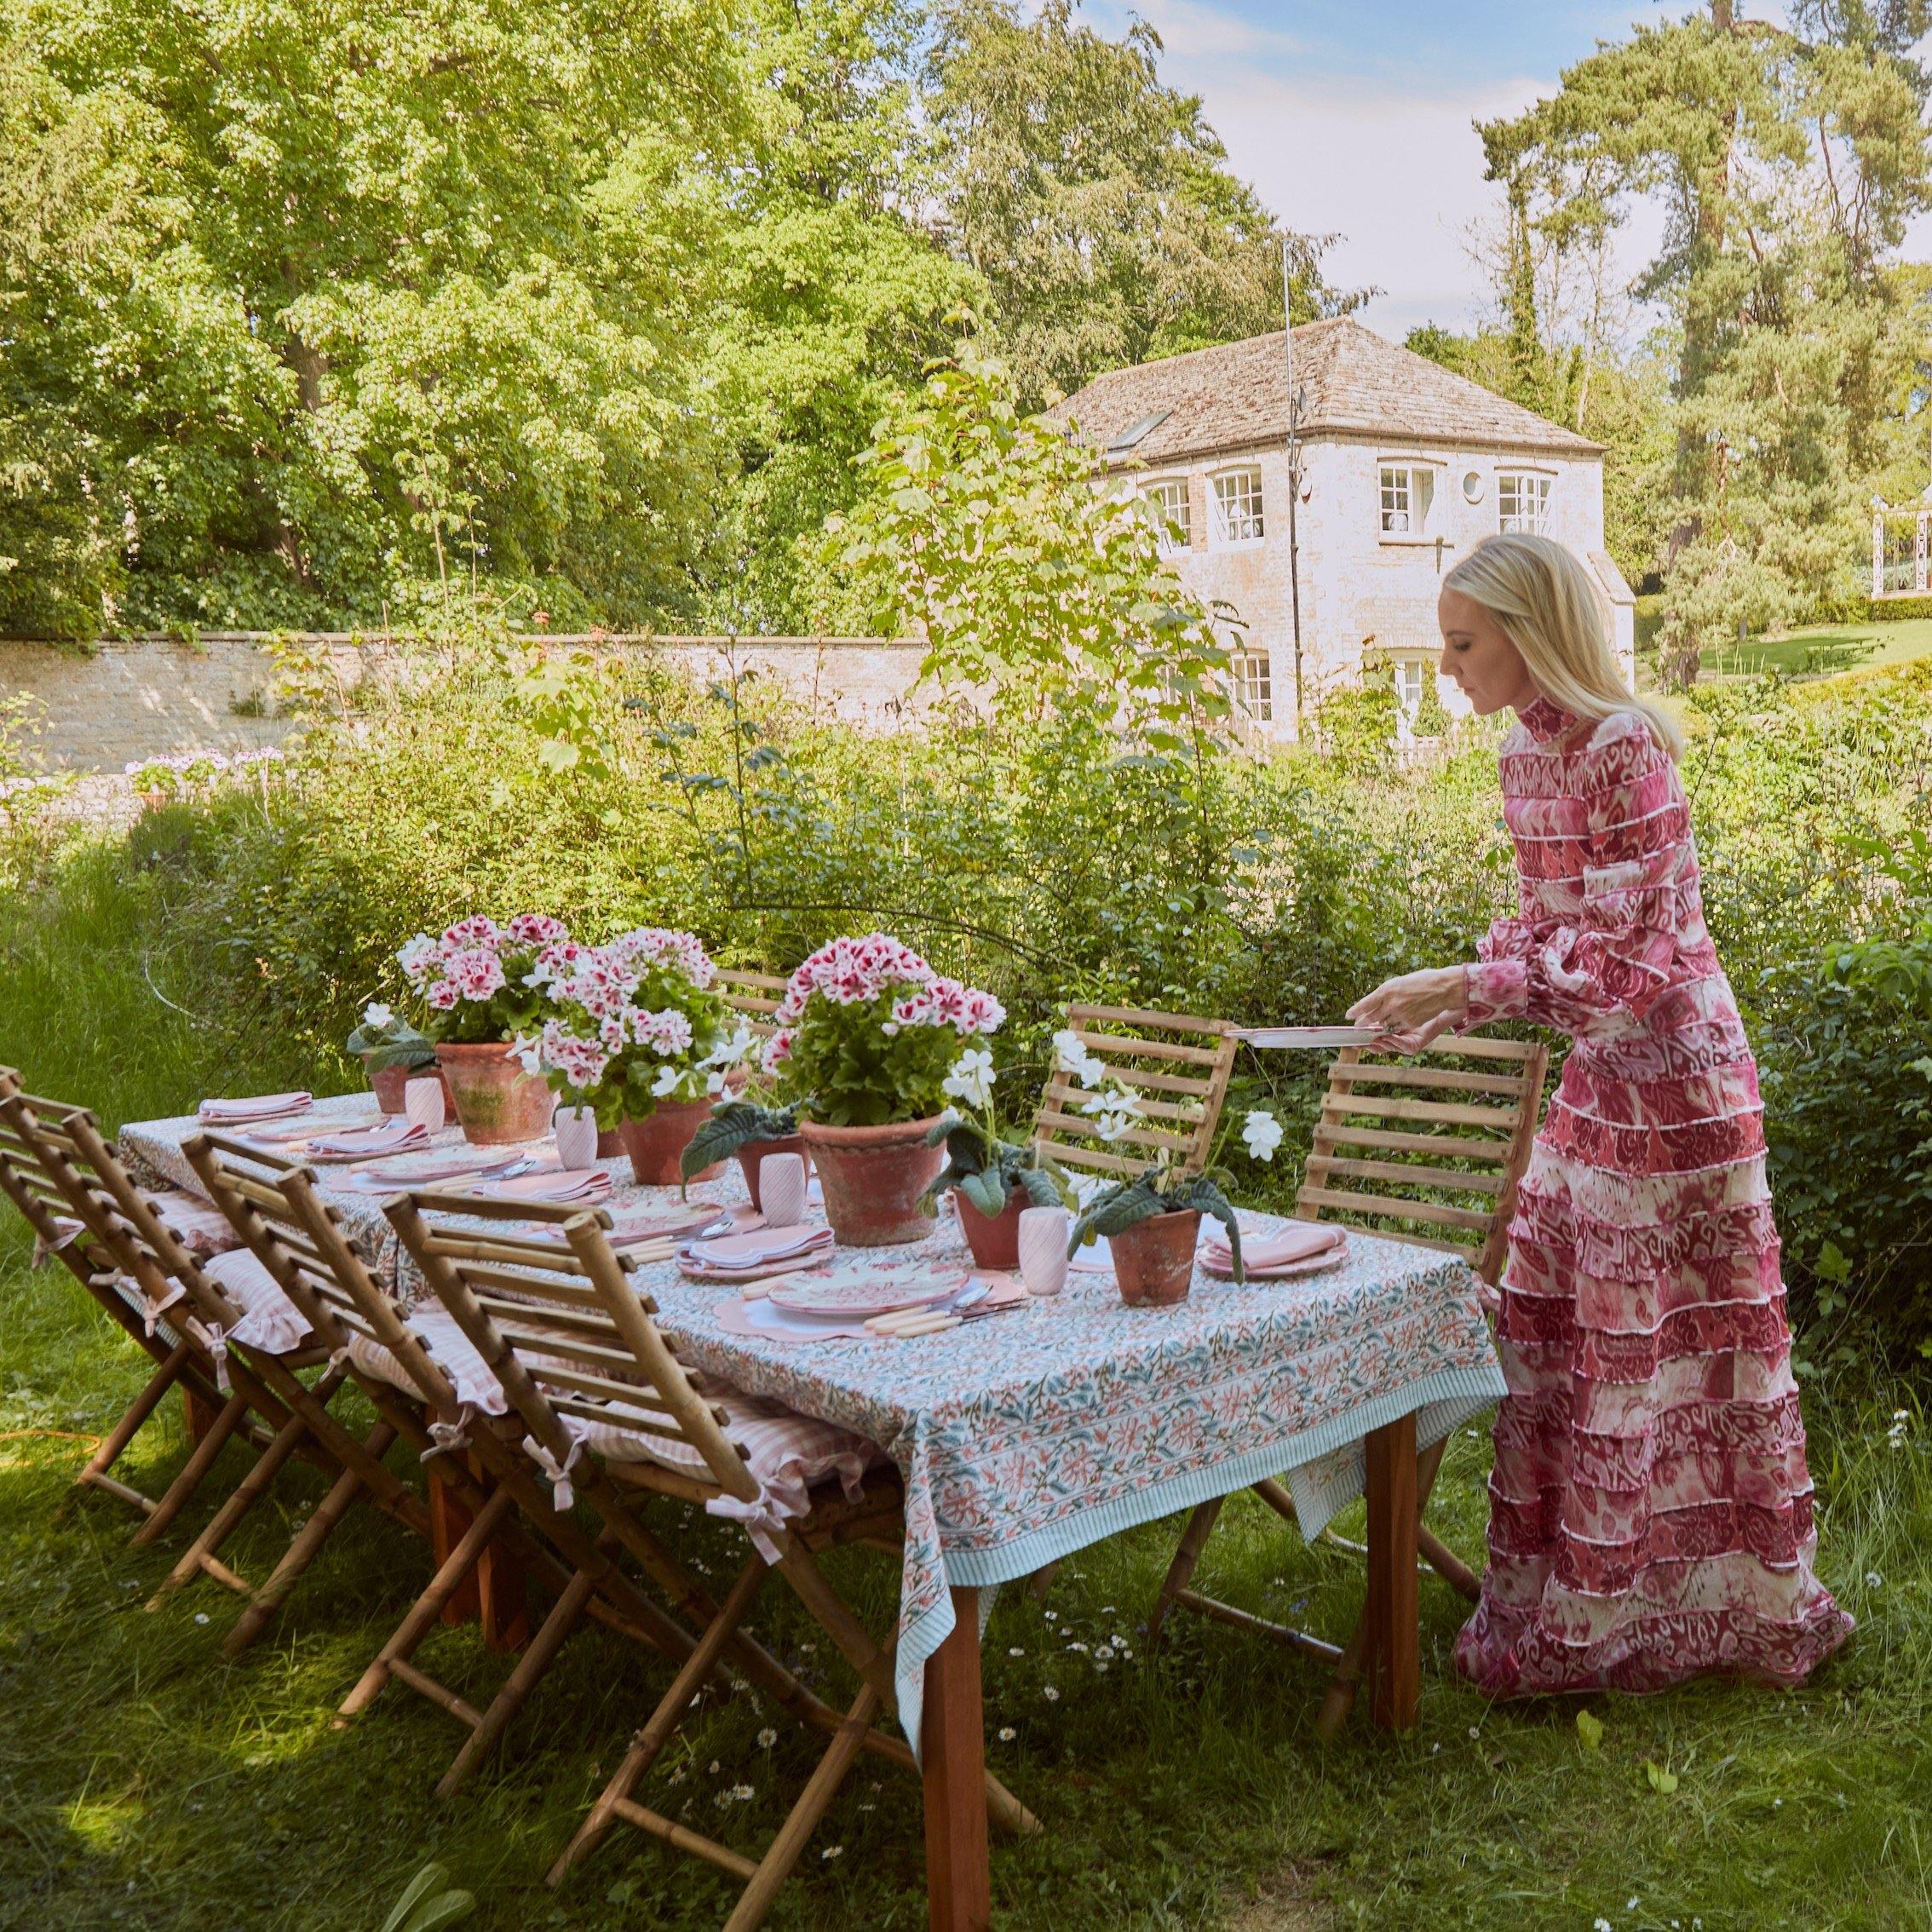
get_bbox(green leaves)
[1575,1709,1604,1751]
[379,1862,474,1932]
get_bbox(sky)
[1080,0,1932,343]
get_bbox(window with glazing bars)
[1379,463,1434,535]
[1143,480,1191,555]
[1210,468,1264,545]
[1233,650,1273,722]
[1497,471,1552,534]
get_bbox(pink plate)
[768,1264,964,1319]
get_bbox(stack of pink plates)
[302,1119,432,1161]
[459,1167,612,1205]
[766,1268,962,1320]
[1201,1222,1347,1280]
[198,1091,313,1124]
[678,1224,835,1282]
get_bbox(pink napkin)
[464,1168,612,1205]
[198,1091,313,1123]
[682,1226,834,1272]
[1202,1222,1344,1270]
[307,1120,429,1159]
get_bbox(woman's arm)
[1349,719,1688,1046]
[1462,722,1688,1033]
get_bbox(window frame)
[1208,464,1266,549]
[1377,457,1444,543]
[1231,647,1274,723]
[1496,468,1555,536]
[1141,477,1193,556]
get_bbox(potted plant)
[398,913,572,1144]
[680,1096,808,1210]
[518,927,750,1185]
[345,1002,440,1114]
[766,933,1005,1246]
[919,1046,1061,1268]
[1068,1160,1245,1308]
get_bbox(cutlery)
[865,1281,990,1336]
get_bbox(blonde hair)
[1441,532,1682,761]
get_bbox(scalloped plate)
[768,1264,964,1319]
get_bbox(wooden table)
[120,1096,1493,1928]
[917,1412,1419,1930]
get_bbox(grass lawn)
[1698,617,1932,682]
[3,854,1929,1930]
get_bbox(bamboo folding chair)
[387,1189,1040,1928]
[1032,1002,1239,1183]
[14,1096,435,1613]
[0,1072,233,1521]
[181,1131,709,1783]
[1147,1032,1548,1734]
[715,969,786,1041]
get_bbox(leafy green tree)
[0,0,744,634]
[922,0,1359,408]
[1479,1,1932,677]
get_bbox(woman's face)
[1437,587,1540,716]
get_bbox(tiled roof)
[1050,317,1602,464]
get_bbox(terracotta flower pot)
[596,1126,624,1159]
[733,1134,811,1213]
[619,1098,721,1187]
[957,1184,1027,1271]
[435,1041,555,1146]
[363,1057,440,1117]
[365,1058,410,1116]
[1108,1209,1201,1308]
[799,1116,946,1248]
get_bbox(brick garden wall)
[1,634,932,775]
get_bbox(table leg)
[922,1585,992,1932]
[427,1457,529,1651]
[182,1385,221,1446]
[1364,1414,1420,1729]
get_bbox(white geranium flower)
[652,1063,682,1097]
[1052,1027,1106,1087]
[510,1032,544,1076]
[941,1047,996,1112]
[1241,1109,1284,1162]
[363,1001,394,1028]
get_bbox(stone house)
[1053,317,1636,740]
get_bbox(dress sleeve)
[1462,722,1688,1034]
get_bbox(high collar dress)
[1452,695,1852,1694]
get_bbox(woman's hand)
[1346,966,1468,1054]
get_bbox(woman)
[1348,532,1852,1695]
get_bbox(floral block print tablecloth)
[120,1092,1506,1753]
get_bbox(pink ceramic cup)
[403,1076,446,1133]
[553,1104,599,1172]
[758,1152,808,1229]
[1018,1205,1072,1298]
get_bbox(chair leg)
[130,1389,251,1545]
[724,1680,883,1932]
[337,1483,522,1722]
[72,1337,194,1515]
[1026,1560,1062,1602]
[437,1563,598,1798]
[549,1555,769,1886]
[148,1406,315,1605]
[1147,1497,1223,1646]
[221,1422,400,1658]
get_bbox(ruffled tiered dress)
[1452,696,1852,1694]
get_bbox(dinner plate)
[768,1265,963,1319]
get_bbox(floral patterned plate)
[768,1262,966,1319]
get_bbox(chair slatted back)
[1033,1003,1239,1181]
[0,1090,239,1330]
[1295,1033,1548,1281]
[0,1070,103,1274]
[184,1131,432,1387]
[385,1191,761,1505]
[716,968,786,1040]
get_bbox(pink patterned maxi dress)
[1451,695,1853,1694]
